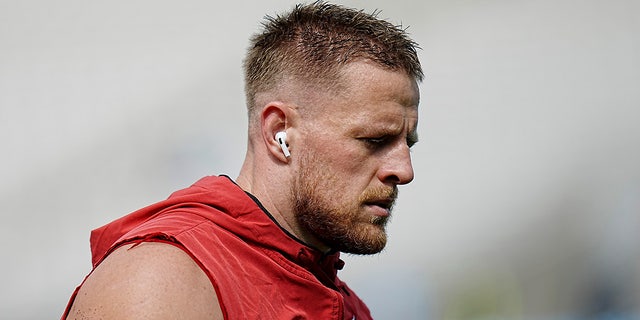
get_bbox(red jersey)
[63,175,372,320]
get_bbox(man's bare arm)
[66,242,223,320]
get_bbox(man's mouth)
[364,198,395,216]
[360,186,398,217]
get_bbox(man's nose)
[377,143,414,185]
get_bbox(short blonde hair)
[243,1,423,114]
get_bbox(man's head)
[239,1,422,255]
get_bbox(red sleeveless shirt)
[62,176,372,320]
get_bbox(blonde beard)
[291,151,396,254]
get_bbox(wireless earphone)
[275,131,290,158]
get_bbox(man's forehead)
[337,105,418,136]
[338,62,420,97]
[348,104,418,122]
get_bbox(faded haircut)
[243,1,423,114]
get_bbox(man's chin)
[341,243,387,255]
[371,215,389,228]
[336,228,387,255]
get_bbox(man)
[63,1,423,319]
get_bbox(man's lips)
[364,198,395,216]
[360,186,398,217]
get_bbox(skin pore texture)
[67,242,222,320]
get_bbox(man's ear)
[261,102,294,163]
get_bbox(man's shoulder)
[66,242,223,319]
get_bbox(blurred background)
[1,0,638,319]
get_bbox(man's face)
[291,61,419,254]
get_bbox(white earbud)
[275,131,290,158]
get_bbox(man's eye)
[367,138,386,144]
[407,137,418,148]
[362,137,389,147]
